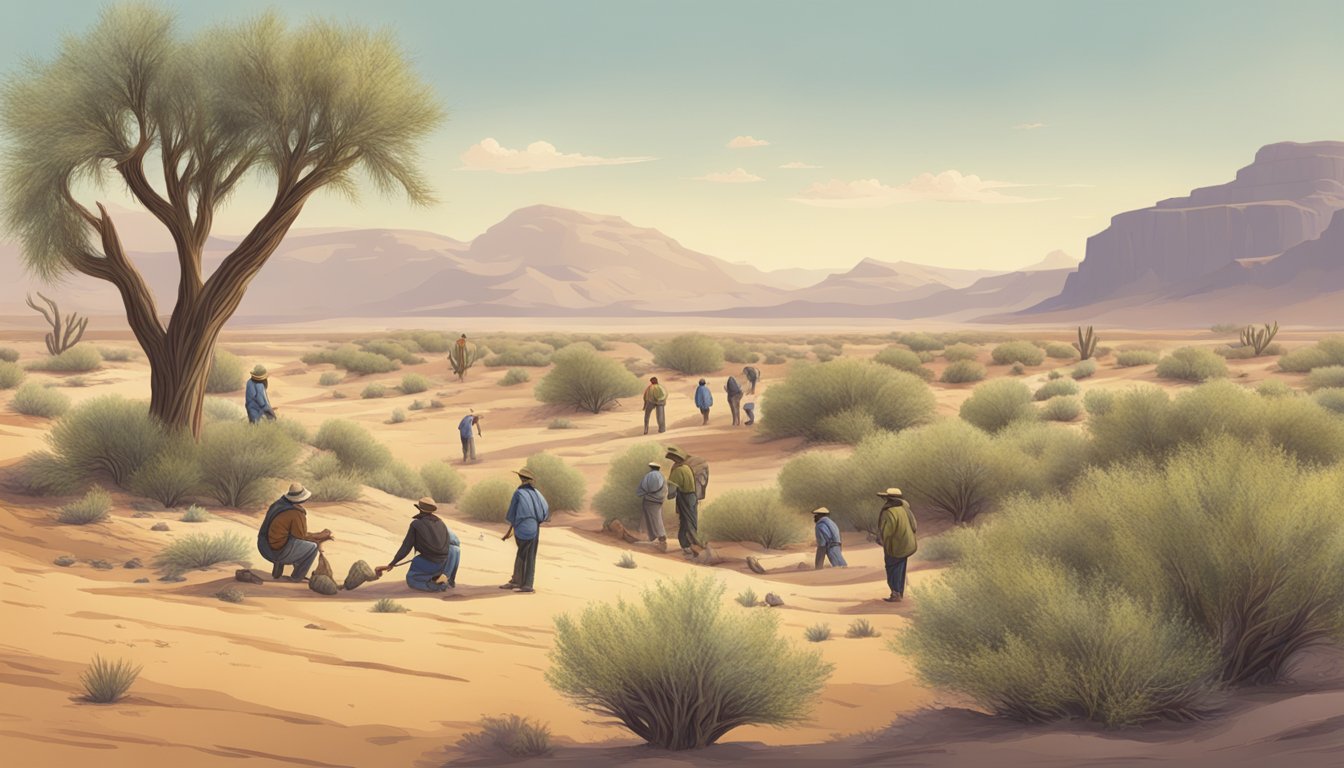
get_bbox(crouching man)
[377,497,461,592]
[257,483,332,581]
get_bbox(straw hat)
[250,364,268,381]
[647,461,662,469]
[515,468,536,482]
[665,446,689,462]
[876,487,904,499]
[285,482,312,503]
[414,497,438,514]
[812,506,831,516]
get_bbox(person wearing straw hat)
[665,446,701,558]
[876,488,917,602]
[812,507,848,569]
[500,468,550,593]
[376,497,462,592]
[256,483,331,582]
[636,460,669,549]
[245,364,276,423]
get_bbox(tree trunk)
[146,331,216,440]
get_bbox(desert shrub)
[332,390,348,399]
[399,373,431,394]
[27,344,102,373]
[302,344,400,374]
[778,449,873,532]
[129,447,202,508]
[368,461,428,500]
[1115,348,1161,367]
[0,360,26,389]
[1009,363,1025,376]
[361,383,387,399]
[420,461,466,504]
[1277,337,1344,373]
[873,346,933,380]
[404,330,452,354]
[763,353,786,365]
[1047,370,1062,380]
[1085,386,1177,465]
[181,505,210,523]
[216,586,244,603]
[301,452,363,503]
[761,360,935,444]
[959,379,1036,434]
[616,551,638,569]
[1314,388,1344,415]
[883,421,1013,523]
[11,381,70,417]
[459,714,552,758]
[654,334,725,375]
[524,452,587,513]
[913,525,980,563]
[58,485,112,524]
[1071,360,1097,380]
[592,442,666,527]
[1156,347,1227,382]
[0,347,18,362]
[1039,396,1083,422]
[49,396,167,486]
[899,332,944,352]
[1082,389,1116,417]
[846,619,881,639]
[202,397,245,422]
[1044,342,1077,360]
[204,349,245,393]
[548,418,575,430]
[700,487,809,549]
[97,347,137,362]
[14,451,81,495]
[499,368,531,386]
[942,343,979,362]
[318,371,341,386]
[80,656,140,703]
[1033,379,1079,401]
[459,477,516,523]
[196,421,300,507]
[547,574,832,749]
[371,598,409,613]
[1306,365,1344,391]
[312,419,393,475]
[363,339,424,366]
[408,400,425,411]
[939,360,987,384]
[990,341,1045,366]
[736,588,758,607]
[722,341,760,365]
[536,343,642,414]
[804,624,831,643]
[811,342,843,362]
[1210,322,1243,334]
[995,421,1092,497]
[484,341,553,368]
[389,408,406,424]
[1256,379,1295,398]
[155,532,250,570]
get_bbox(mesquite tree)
[0,6,442,438]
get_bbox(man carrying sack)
[376,497,462,592]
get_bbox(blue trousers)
[406,549,461,592]
[885,555,909,596]
[265,538,318,580]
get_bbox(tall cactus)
[1073,325,1098,361]
[1240,321,1279,356]
[25,292,88,355]
[449,339,484,382]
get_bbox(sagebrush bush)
[0,360,26,389]
[11,381,70,417]
[1256,379,1295,398]
[913,525,979,563]
[1071,360,1097,380]
[995,421,1092,497]
[1115,348,1161,367]
[362,383,387,399]
[389,408,406,424]
[302,452,364,503]
[942,343,979,362]
[547,574,832,749]
[899,332,944,352]
[27,344,102,373]
[205,349,245,393]
[592,442,666,527]
[760,360,935,444]
[1315,388,1344,415]
[97,347,137,362]
[129,446,202,508]
[873,346,933,380]
[421,461,466,504]
[939,360,987,384]
[1156,347,1227,382]
[216,586,244,603]
[459,714,552,758]
[155,532,251,571]
[318,371,341,386]
[363,339,424,365]
[49,396,167,486]
[1039,396,1083,422]
[654,334,725,375]
[722,341,760,365]
[499,368,531,386]
[846,619,881,638]
[1083,389,1115,416]
[202,397,245,422]
[536,343,642,413]
[700,488,809,549]
[1278,337,1344,373]
[811,343,842,363]
[778,450,874,532]
[524,452,587,513]
[882,421,1012,523]
[736,588,758,607]
[0,347,18,363]
[1306,365,1344,391]
[548,418,575,430]
[804,624,831,643]
[80,656,140,703]
[197,421,300,507]
[312,419,393,475]
[399,373,431,394]
[959,379,1035,433]
[371,598,409,613]
[1034,379,1080,401]
[484,341,554,368]
[181,505,210,523]
[991,341,1046,366]
[302,344,400,374]
[15,450,81,496]
[368,461,428,500]
[459,476,516,523]
[1044,342,1078,360]
[58,485,112,524]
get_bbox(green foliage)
[498,368,531,386]
[420,461,466,504]
[303,345,400,374]
[1306,365,1344,391]
[11,381,70,417]
[1071,360,1097,380]
[1156,347,1227,382]
[0,347,18,363]
[180,505,210,523]
[760,359,935,443]
[371,598,409,613]
[196,421,300,508]
[736,588,758,607]
[363,339,424,365]
[129,447,202,508]
[205,350,245,394]
[1047,370,1062,380]
[899,332,944,352]
[994,421,1092,497]
[846,619,881,639]
[301,452,363,503]
[368,460,428,500]
[873,346,933,380]
[399,373,430,394]
[361,383,387,399]
[155,532,250,571]
[459,714,552,758]
[26,344,102,373]
[312,419,393,475]
[459,476,515,523]
[1279,337,1344,373]
[524,452,587,513]
[804,624,831,643]
[1039,395,1083,422]
[959,379,1036,433]
[1210,322,1243,334]
[535,342,642,414]
[0,360,24,389]
[1034,379,1080,401]
[14,450,82,496]
[1009,362,1025,375]
[318,371,341,386]
[700,487,809,549]
[811,342,843,362]
[942,343,979,362]
[57,485,111,524]
[1115,348,1161,367]
[654,334,725,375]
[990,341,1046,366]
[96,346,137,362]
[49,396,167,486]
[1083,389,1116,417]
[202,397,245,422]
[913,526,979,563]
[1314,388,1344,415]
[592,442,665,527]
[389,408,406,424]
[1044,342,1077,360]
[939,360,987,384]
[882,420,1012,523]
[1256,379,1295,398]
[547,574,833,749]
[548,418,575,430]
[80,656,140,703]
[484,341,553,368]
[722,341,760,365]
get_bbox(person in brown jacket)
[257,483,333,582]
[876,487,917,602]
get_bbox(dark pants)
[511,537,539,589]
[644,403,666,433]
[676,491,700,550]
[728,394,743,425]
[461,436,476,462]
[885,555,908,596]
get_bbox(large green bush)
[942,343,979,362]
[459,476,516,523]
[992,421,1090,498]
[1115,348,1160,367]
[205,349,246,393]
[484,341,553,368]
[959,379,1035,433]
[524,452,587,513]
[129,445,203,508]
[27,344,102,373]
[938,360,985,384]
[1156,347,1227,382]
[312,419,393,475]
[1315,388,1344,415]
[301,452,363,503]
[0,360,25,389]
[1306,365,1344,391]
[1033,378,1080,401]
[547,575,832,749]
[302,344,401,374]
[196,421,300,507]
[536,343,642,414]
[760,359,935,444]
[203,397,245,422]
[48,396,167,486]
[1278,337,1344,373]
[592,442,666,528]
[654,334,725,375]
[873,346,933,380]
[0,347,18,363]
[1039,396,1083,422]
[420,460,466,504]
[155,532,251,571]
[881,420,1012,523]
[990,341,1046,366]
[700,488,809,548]
[898,332,944,352]
[11,381,70,417]
[58,485,112,524]
[368,460,429,500]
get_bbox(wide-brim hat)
[812,506,831,516]
[665,446,689,462]
[515,468,536,482]
[414,497,438,513]
[647,461,662,469]
[876,487,904,498]
[285,482,312,503]
[250,364,268,381]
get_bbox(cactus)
[1240,321,1279,356]
[448,339,484,382]
[26,292,89,355]
[1072,325,1098,361]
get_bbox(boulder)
[343,560,376,591]
[235,568,265,585]
[53,555,76,567]
[151,522,170,532]
[89,560,114,570]
[309,574,339,596]
[764,593,784,607]
[123,558,143,569]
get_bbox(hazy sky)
[3,0,1343,271]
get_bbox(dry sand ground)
[2,325,1343,768]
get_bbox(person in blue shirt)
[694,378,714,424]
[501,467,550,593]
[813,507,847,569]
[458,412,482,463]
[245,365,275,423]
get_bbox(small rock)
[89,560,114,570]
[764,593,784,607]
[123,558,143,569]
[151,522,170,532]
[132,511,155,519]
[159,573,187,583]
[745,556,767,575]
[235,568,265,585]
[54,555,76,567]
[304,623,327,631]
[134,577,150,584]
[216,587,245,603]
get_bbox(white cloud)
[779,161,821,169]
[1013,122,1046,130]
[791,170,1044,207]
[727,135,770,148]
[695,168,763,184]
[459,138,655,174]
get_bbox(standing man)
[256,483,332,582]
[458,412,482,463]
[877,488,917,602]
[376,497,461,592]
[666,447,700,559]
[725,375,744,426]
[643,376,668,435]
[812,507,847,569]
[743,366,761,395]
[501,468,549,593]
[245,365,276,423]
[694,378,714,425]
[636,461,669,550]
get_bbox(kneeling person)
[377,497,461,592]
[258,483,332,582]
